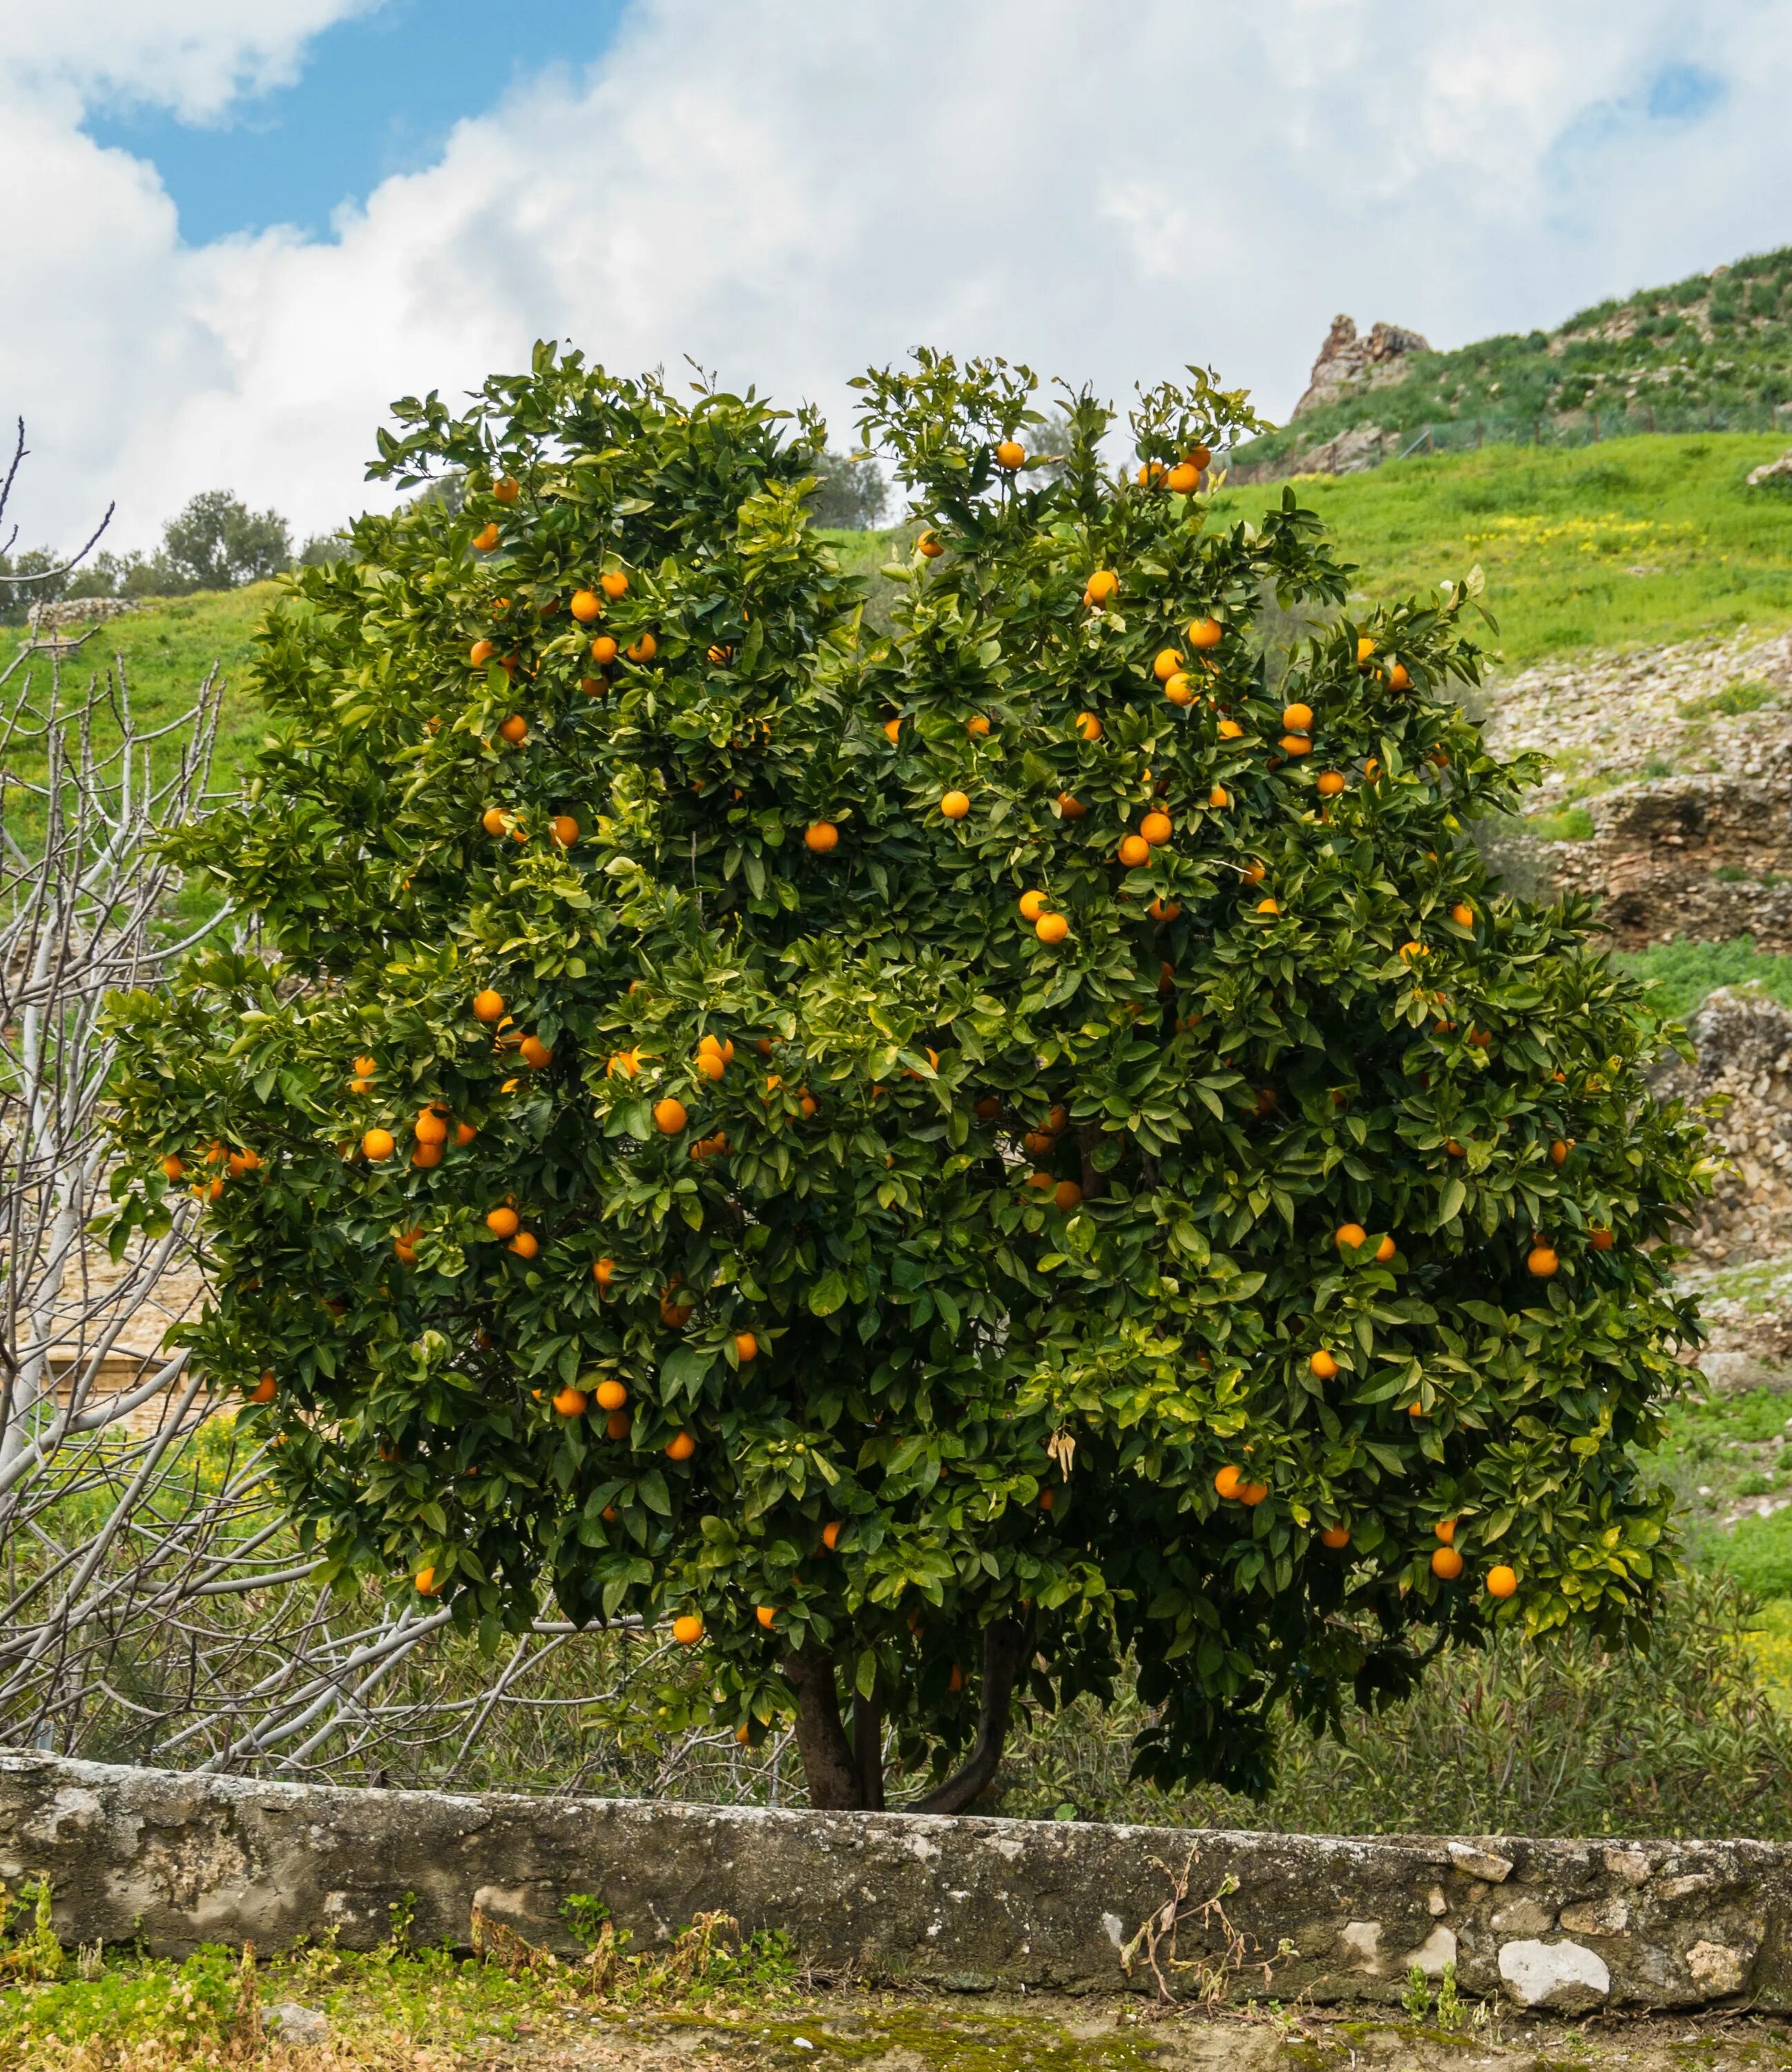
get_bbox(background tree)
[158,490,291,592]
[105,347,1709,1813]
[806,449,887,530]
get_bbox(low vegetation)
[1236,242,1792,468]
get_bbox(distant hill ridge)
[1238,243,1792,475]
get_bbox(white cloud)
[5,0,1792,554]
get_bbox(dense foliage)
[104,344,1711,1808]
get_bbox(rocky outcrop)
[1653,988,1792,1272]
[1291,316,1431,419]
[1747,449,1792,489]
[25,597,140,634]
[2,1752,1789,2010]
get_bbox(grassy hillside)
[1212,432,1792,666]
[1240,242,1792,469]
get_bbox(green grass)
[1211,433,1792,667]
[1610,935,1792,1020]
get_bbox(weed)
[1401,1964,1433,2020]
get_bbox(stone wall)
[4,1754,1789,2013]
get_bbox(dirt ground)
[461,1991,1792,2071]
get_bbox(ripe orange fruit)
[755,1606,777,1629]
[1035,912,1069,945]
[966,716,990,739]
[1217,718,1244,740]
[354,1055,378,1079]
[1431,1546,1464,1580]
[1025,1171,1054,1193]
[666,1431,696,1461]
[498,714,527,746]
[653,1098,688,1135]
[550,815,579,846]
[941,790,971,820]
[696,1051,726,1082]
[1019,890,1048,921]
[508,1231,538,1260]
[1445,1138,1465,1157]
[361,1128,396,1160]
[1388,662,1412,690]
[1375,1235,1396,1263]
[994,439,1025,470]
[1255,896,1280,916]
[1309,1349,1338,1379]
[1487,1564,1519,1599]
[1590,1225,1615,1251]
[672,1613,704,1645]
[1320,1525,1351,1550]
[1450,903,1474,928]
[599,571,629,600]
[1148,898,1181,922]
[592,1256,617,1291]
[1398,941,1427,961]
[160,1153,186,1180]
[1362,757,1381,780]
[805,821,839,853]
[1279,733,1313,758]
[822,1521,843,1551]
[485,1207,520,1238]
[1163,672,1194,707]
[1087,569,1118,602]
[519,1036,552,1069]
[1118,834,1150,867]
[798,1091,818,1118]
[735,1331,759,1363]
[1435,1518,1457,1546]
[1214,1464,1243,1499]
[1527,1244,1559,1278]
[1239,1481,1269,1507]
[595,1379,628,1411]
[606,1409,632,1439]
[1550,1139,1569,1167]
[975,1095,1001,1120]
[227,1147,260,1176]
[1209,785,1231,809]
[481,806,507,836]
[1187,616,1223,649]
[1336,1222,1367,1251]
[470,638,496,667]
[1242,862,1265,886]
[1166,461,1200,494]
[473,523,500,553]
[415,1565,439,1596]
[883,718,901,743]
[250,1370,277,1404]
[553,1385,588,1417]
[607,1047,641,1078]
[1052,1180,1082,1212]
[660,1279,694,1326]
[625,633,657,664]
[918,531,943,558]
[415,1111,448,1147]
[1282,702,1313,733]
[1140,810,1172,845]
[1316,771,1345,797]
[570,589,603,623]
[493,476,520,503]
[1356,635,1377,666]
[1057,792,1087,819]
[1153,649,1185,682]
[590,635,619,665]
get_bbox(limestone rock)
[1498,1938,1612,2011]
[1746,450,1792,488]
[1684,1939,1747,1995]
[1291,316,1431,419]
[1447,1842,1513,1883]
[261,2003,328,2046]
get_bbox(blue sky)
[84,1,631,244]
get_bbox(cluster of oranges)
[1213,1470,1522,1598]
[166,1138,260,1205]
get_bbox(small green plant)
[1679,678,1778,719]
[1401,1963,1433,2020]
[1434,1959,1467,2031]
[561,1892,614,1951]
[1525,805,1597,841]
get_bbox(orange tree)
[103,345,1711,1812]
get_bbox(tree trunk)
[780,1642,860,1810]
[852,1677,886,1812]
[913,1615,1032,1816]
